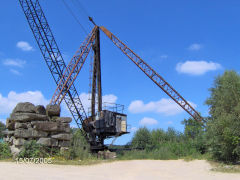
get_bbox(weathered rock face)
[3,102,72,157]
[35,105,46,115]
[46,104,60,117]
[13,102,36,114]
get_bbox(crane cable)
[61,0,88,35]
[71,0,94,28]
[72,0,91,19]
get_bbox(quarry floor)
[0,160,239,180]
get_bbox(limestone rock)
[46,104,60,117]
[13,138,26,146]
[15,122,28,129]
[6,118,15,130]
[2,130,15,136]
[14,129,48,138]
[32,122,70,132]
[51,133,72,141]
[10,113,49,122]
[10,145,21,157]
[60,147,69,154]
[13,102,36,113]
[98,151,116,159]
[56,117,72,123]
[37,138,58,146]
[35,105,46,115]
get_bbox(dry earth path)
[0,160,239,180]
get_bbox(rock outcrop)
[3,102,72,157]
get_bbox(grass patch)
[209,161,240,173]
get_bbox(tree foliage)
[206,70,240,162]
[0,122,6,139]
[131,127,152,149]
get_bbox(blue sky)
[1,0,240,144]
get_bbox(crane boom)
[99,26,202,122]
[51,26,97,105]
[18,0,88,133]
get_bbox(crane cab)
[95,110,128,136]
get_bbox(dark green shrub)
[65,129,92,160]
[18,140,50,158]
[0,142,12,159]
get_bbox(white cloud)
[16,41,33,51]
[188,43,202,51]
[130,127,138,132]
[176,60,222,75]
[10,69,21,75]
[3,59,26,68]
[160,55,168,59]
[128,98,196,116]
[0,91,49,115]
[139,117,158,126]
[0,119,5,124]
[78,93,117,110]
[166,121,173,125]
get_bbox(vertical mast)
[91,27,102,117]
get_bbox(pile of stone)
[3,102,72,156]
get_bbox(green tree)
[206,70,240,162]
[0,122,6,140]
[182,117,204,139]
[131,127,152,149]
[182,117,206,153]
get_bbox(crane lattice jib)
[18,0,88,132]
[51,26,97,105]
[100,26,203,122]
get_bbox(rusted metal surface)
[100,26,203,122]
[51,26,97,105]
[91,27,102,117]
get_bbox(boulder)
[56,117,72,123]
[10,113,49,122]
[35,105,46,115]
[6,118,15,130]
[32,122,70,133]
[13,102,36,113]
[46,104,60,117]
[14,129,48,138]
[13,138,26,146]
[15,122,28,129]
[51,133,72,141]
[10,145,21,157]
[37,138,58,146]
[2,130,15,136]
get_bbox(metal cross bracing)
[18,0,88,137]
[99,26,203,122]
[51,26,97,105]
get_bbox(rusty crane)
[19,0,202,152]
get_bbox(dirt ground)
[0,160,239,180]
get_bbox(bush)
[64,129,93,160]
[0,142,12,159]
[18,140,50,158]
